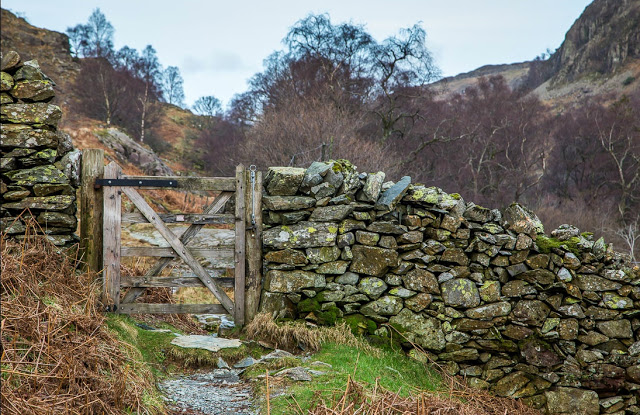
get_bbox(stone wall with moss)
[258,161,640,415]
[1,51,80,246]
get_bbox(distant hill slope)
[433,0,640,105]
[431,62,530,99]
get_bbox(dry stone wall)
[259,161,640,415]
[1,51,80,246]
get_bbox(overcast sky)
[3,0,592,109]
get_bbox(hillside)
[0,9,201,176]
[434,0,640,106]
[0,8,79,108]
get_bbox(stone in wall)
[258,159,640,415]
[1,51,79,246]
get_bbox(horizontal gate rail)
[120,276,234,289]
[117,303,227,314]
[121,212,234,225]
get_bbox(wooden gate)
[79,149,263,326]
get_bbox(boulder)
[264,270,325,293]
[358,171,385,202]
[3,195,74,211]
[545,388,599,415]
[1,103,61,126]
[403,186,460,210]
[389,309,445,351]
[511,300,550,326]
[596,319,633,338]
[263,195,315,210]
[350,245,398,277]
[265,167,306,196]
[10,80,55,101]
[402,268,439,294]
[4,165,69,185]
[465,302,511,320]
[360,296,403,316]
[299,162,332,193]
[441,278,480,308]
[265,249,308,265]
[1,71,14,91]
[375,176,411,211]
[0,124,58,148]
[503,203,544,236]
[263,222,338,249]
[358,277,388,299]
[309,205,353,222]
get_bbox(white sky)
[3,1,593,109]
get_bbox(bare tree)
[66,8,114,58]
[161,66,185,107]
[193,95,222,117]
[615,215,640,262]
[66,24,87,58]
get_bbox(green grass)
[265,343,441,414]
[105,314,266,373]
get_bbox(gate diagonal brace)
[120,186,235,314]
[95,178,178,189]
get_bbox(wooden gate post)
[234,165,247,326]
[79,149,104,274]
[245,168,263,323]
[102,162,122,310]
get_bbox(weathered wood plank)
[123,176,235,191]
[121,246,234,267]
[121,276,234,288]
[102,162,122,310]
[121,191,233,304]
[245,169,263,323]
[122,212,234,225]
[117,303,227,314]
[80,149,104,274]
[121,186,235,313]
[234,165,246,326]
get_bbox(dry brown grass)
[246,313,380,356]
[302,376,541,415]
[1,219,162,414]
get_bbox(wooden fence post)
[234,165,247,326]
[79,149,104,274]
[102,162,122,311]
[245,168,263,323]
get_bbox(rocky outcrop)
[96,128,173,176]
[259,160,640,415]
[1,51,79,246]
[547,0,640,85]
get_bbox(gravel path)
[160,369,256,415]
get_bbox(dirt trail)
[160,368,255,415]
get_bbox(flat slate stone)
[309,205,353,222]
[1,103,61,126]
[0,124,59,149]
[263,222,338,249]
[171,335,242,352]
[263,195,315,211]
[375,176,411,211]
